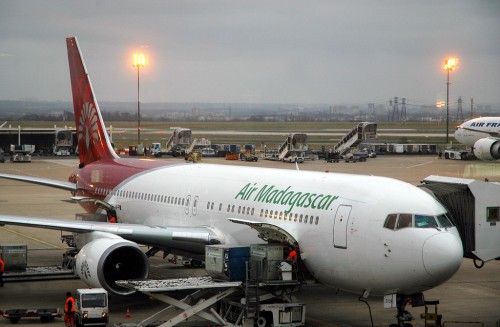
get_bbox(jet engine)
[473,138,500,161]
[75,237,149,295]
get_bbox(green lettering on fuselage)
[234,183,339,213]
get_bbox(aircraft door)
[333,205,352,249]
[192,196,199,216]
[184,195,191,215]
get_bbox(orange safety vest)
[65,297,76,314]
[0,258,4,272]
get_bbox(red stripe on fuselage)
[68,158,178,213]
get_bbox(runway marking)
[406,161,434,168]
[0,226,66,250]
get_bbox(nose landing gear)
[389,293,426,327]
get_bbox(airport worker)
[64,291,76,327]
[0,256,4,287]
[287,246,297,264]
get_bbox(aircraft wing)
[0,173,76,192]
[0,215,221,246]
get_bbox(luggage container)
[0,244,27,271]
[205,245,250,281]
[250,244,285,281]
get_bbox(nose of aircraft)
[422,233,463,280]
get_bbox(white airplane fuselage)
[454,117,500,146]
[454,117,500,161]
[80,161,463,296]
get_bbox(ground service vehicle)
[240,153,259,161]
[444,149,468,160]
[74,288,108,327]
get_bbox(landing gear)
[389,294,414,327]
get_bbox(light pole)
[133,52,147,146]
[443,58,457,144]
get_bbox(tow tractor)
[443,149,468,160]
[74,288,109,327]
[10,144,35,163]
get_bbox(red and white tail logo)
[66,37,118,166]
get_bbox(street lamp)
[132,52,148,146]
[443,57,458,144]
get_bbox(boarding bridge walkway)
[277,133,308,161]
[334,122,377,155]
[420,175,500,265]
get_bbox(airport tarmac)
[0,155,499,327]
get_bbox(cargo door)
[333,205,351,249]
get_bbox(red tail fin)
[66,37,118,166]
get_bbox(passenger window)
[265,209,269,217]
[231,205,235,213]
[294,214,298,222]
[279,211,283,220]
[207,202,210,209]
[219,203,222,211]
[415,215,438,228]
[251,208,254,215]
[247,207,251,215]
[260,209,264,217]
[384,214,397,230]
[299,214,303,223]
[315,216,319,225]
[396,214,413,229]
[304,215,308,224]
[227,204,231,212]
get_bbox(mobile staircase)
[165,127,192,154]
[334,122,377,155]
[273,133,308,161]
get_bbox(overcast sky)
[0,1,499,107]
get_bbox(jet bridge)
[334,122,377,155]
[419,175,500,265]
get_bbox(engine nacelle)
[473,138,500,161]
[75,238,149,296]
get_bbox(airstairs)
[165,127,192,153]
[277,133,308,161]
[187,138,211,154]
[334,122,377,155]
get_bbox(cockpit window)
[437,214,454,228]
[396,214,413,229]
[415,215,438,228]
[384,214,397,230]
[384,213,455,231]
